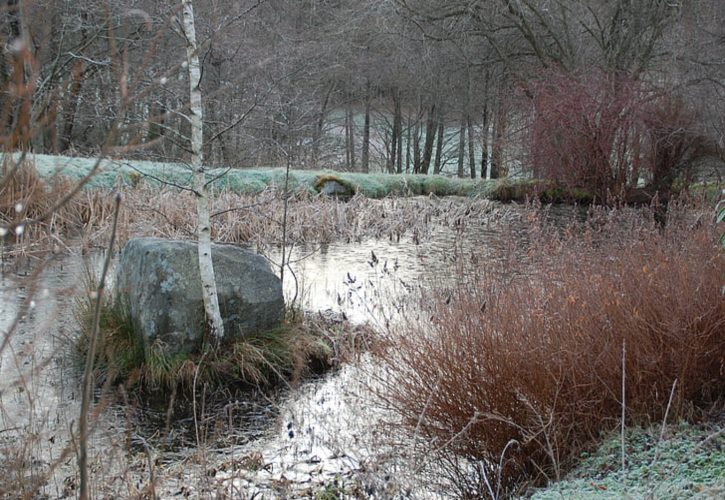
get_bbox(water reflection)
[0,200,583,496]
[266,202,582,325]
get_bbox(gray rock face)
[115,238,284,355]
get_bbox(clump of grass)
[488,178,539,202]
[539,183,594,204]
[488,178,595,204]
[217,326,331,387]
[75,280,368,392]
[74,281,145,385]
[1,156,47,216]
[377,202,725,496]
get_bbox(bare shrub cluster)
[377,203,725,496]
[527,70,715,203]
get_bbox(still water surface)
[0,201,580,497]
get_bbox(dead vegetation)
[0,157,118,258]
[2,157,505,260]
[375,202,725,497]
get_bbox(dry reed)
[3,162,503,260]
[375,202,725,496]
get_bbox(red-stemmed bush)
[527,70,707,203]
[377,203,725,496]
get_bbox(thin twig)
[118,160,197,194]
[652,378,678,465]
[78,191,121,500]
[621,338,627,474]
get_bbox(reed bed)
[1,157,119,258]
[2,158,506,259]
[375,202,725,497]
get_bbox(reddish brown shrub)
[377,204,725,495]
[527,70,707,203]
[529,70,644,201]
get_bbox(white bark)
[181,0,225,340]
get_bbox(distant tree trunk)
[344,104,351,168]
[396,97,403,173]
[349,105,356,171]
[147,101,166,143]
[421,103,436,174]
[413,114,421,173]
[457,114,466,178]
[480,105,490,178]
[312,82,334,168]
[0,2,14,135]
[345,97,356,170]
[479,71,491,178]
[387,128,397,173]
[405,112,411,173]
[361,80,370,173]
[181,0,224,341]
[388,89,402,173]
[491,102,507,178]
[59,59,86,152]
[434,114,444,175]
[6,0,31,150]
[467,113,476,178]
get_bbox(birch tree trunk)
[181,0,225,341]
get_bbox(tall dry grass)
[376,203,725,497]
[1,157,119,259]
[124,185,497,248]
[3,163,502,260]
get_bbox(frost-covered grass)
[528,421,725,499]
[4,152,501,198]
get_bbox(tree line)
[1,0,723,188]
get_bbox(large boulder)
[115,238,284,355]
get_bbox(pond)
[0,199,581,498]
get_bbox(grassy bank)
[2,152,494,197]
[2,152,599,201]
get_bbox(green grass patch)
[685,182,724,203]
[74,288,145,384]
